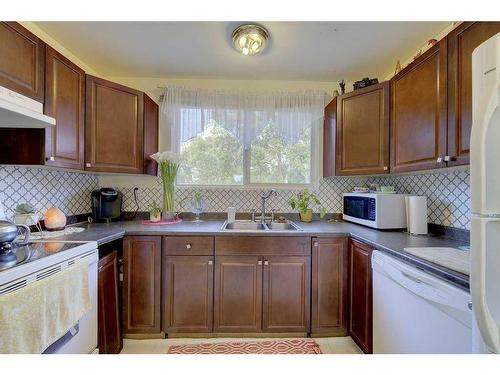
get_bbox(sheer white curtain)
[161,86,325,185]
[162,86,325,151]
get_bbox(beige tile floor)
[121,336,363,354]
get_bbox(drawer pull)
[264,260,269,266]
[313,242,319,247]
[208,260,213,265]
[257,260,262,265]
[186,243,192,249]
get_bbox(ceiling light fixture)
[232,24,269,56]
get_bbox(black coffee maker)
[91,188,123,223]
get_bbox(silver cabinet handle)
[313,242,319,247]
[444,155,450,162]
[436,157,443,163]
[208,260,213,265]
[264,260,269,266]
[186,243,192,249]
[383,166,388,171]
[85,163,92,168]
[257,260,262,265]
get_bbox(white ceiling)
[36,21,449,81]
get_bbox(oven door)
[43,251,98,354]
[343,196,376,222]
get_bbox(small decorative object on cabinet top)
[353,77,379,90]
[428,39,438,47]
[339,79,346,94]
[332,89,340,97]
[289,188,326,223]
[394,60,402,75]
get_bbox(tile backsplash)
[116,167,471,230]
[0,165,470,230]
[0,166,98,219]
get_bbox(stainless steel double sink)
[221,220,302,231]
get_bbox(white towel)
[0,261,90,353]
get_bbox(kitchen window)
[161,87,325,187]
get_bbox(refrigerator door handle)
[471,218,500,353]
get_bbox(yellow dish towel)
[0,261,91,353]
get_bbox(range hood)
[0,86,56,128]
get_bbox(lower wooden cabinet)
[349,239,374,353]
[311,237,348,336]
[97,251,122,354]
[214,256,263,333]
[122,236,162,335]
[262,256,310,333]
[163,255,214,333]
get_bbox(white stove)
[0,240,98,354]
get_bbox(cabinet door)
[214,256,262,333]
[447,22,500,166]
[143,94,159,176]
[336,82,390,176]
[85,75,144,173]
[311,237,348,336]
[98,251,122,354]
[349,239,373,354]
[122,236,161,335]
[391,39,448,173]
[262,256,310,333]
[0,22,45,102]
[163,256,214,333]
[323,97,337,177]
[44,46,85,169]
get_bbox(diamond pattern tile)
[0,166,98,220]
[0,166,470,230]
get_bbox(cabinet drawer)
[215,236,311,256]
[163,236,214,255]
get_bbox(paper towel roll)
[405,196,428,235]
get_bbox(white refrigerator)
[471,32,500,354]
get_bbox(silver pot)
[0,220,30,249]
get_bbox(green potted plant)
[289,189,326,223]
[150,151,181,221]
[148,202,162,222]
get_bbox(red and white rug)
[167,339,322,354]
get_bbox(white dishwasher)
[372,250,472,354]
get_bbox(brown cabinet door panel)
[44,46,85,169]
[323,97,337,177]
[311,237,348,336]
[447,22,500,166]
[391,39,447,173]
[163,255,214,333]
[98,251,122,354]
[85,75,144,173]
[143,94,159,176]
[262,256,310,333]
[214,256,262,332]
[0,22,45,102]
[349,239,373,353]
[122,236,161,334]
[336,82,390,175]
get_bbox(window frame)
[165,105,323,189]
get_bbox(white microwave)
[342,193,408,229]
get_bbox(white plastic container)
[227,207,236,223]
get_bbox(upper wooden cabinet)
[44,46,85,169]
[0,22,45,102]
[323,97,337,177]
[311,237,348,336]
[335,82,390,176]
[85,75,144,173]
[391,39,448,173]
[447,22,500,167]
